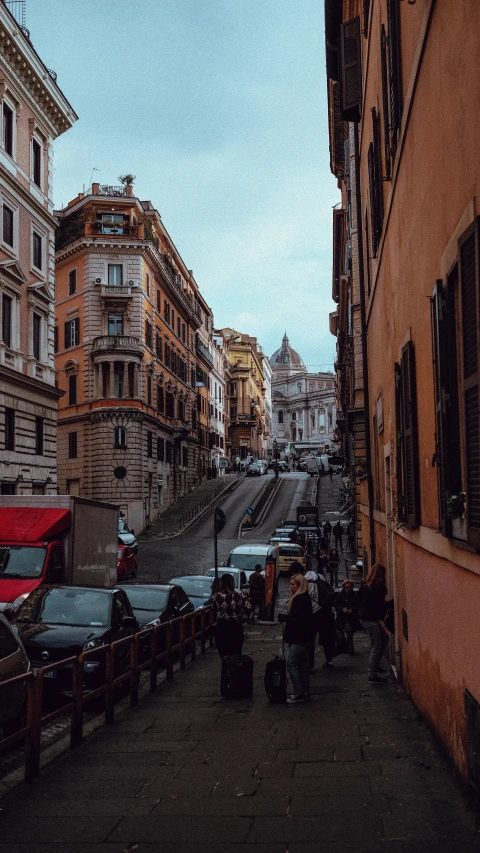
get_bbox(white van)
[225,544,280,590]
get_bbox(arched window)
[278,410,284,424]
[114,426,126,449]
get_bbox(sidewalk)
[1,622,479,851]
[141,472,242,540]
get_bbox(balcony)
[195,336,214,367]
[56,220,143,252]
[92,336,143,357]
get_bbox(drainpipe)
[353,123,376,566]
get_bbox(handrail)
[0,606,215,784]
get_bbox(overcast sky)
[27,0,339,371]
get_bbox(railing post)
[180,617,186,669]
[105,646,115,724]
[209,607,215,648]
[130,634,139,707]
[166,622,173,680]
[150,628,158,692]
[25,673,42,783]
[71,657,84,748]
[190,612,196,661]
[200,608,206,655]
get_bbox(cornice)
[0,162,57,228]
[0,362,63,398]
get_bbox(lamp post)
[273,436,279,479]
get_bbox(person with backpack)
[305,566,335,670]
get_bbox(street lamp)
[272,436,279,479]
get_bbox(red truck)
[0,496,119,620]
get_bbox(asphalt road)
[137,472,314,584]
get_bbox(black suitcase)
[221,654,254,699]
[264,655,287,703]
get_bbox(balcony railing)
[92,335,142,355]
[195,337,214,366]
[96,185,127,197]
[89,221,143,238]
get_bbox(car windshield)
[227,554,266,570]
[206,569,240,587]
[171,578,212,598]
[0,546,46,579]
[118,519,130,534]
[122,588,168,612]
[35,588,111,627]
[279,547,303,557]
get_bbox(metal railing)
[0,606,215,784]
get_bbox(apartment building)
[219,328,267,461]
[55,182,211,533]
[325,0,480,788]
[210,332,229,473]
[0,4,76,494]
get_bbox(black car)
[169,576,214,610]
[117,584,194,656]
[14,585,138,696]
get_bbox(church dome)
[269,333,306,375]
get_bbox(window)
[157,384,164,413]
[171,308,175,330]
[3,103,13,156]
[146,272,150,297]
[54,325,58,354]
[114,426,126,449]
[68,374,77,405]
[178,400,185,421]
[32,231,42,270]
[33,313,41,361]
[387,0,403,159]
[32,138,41,187]
[114,367,123,398]
[395,341,420,529]
[147,431,153,458]
[64,317,80,348]
[166,392,175,418]
[381,25,391,182]
[68,431,77,459]
[177,317,180,337]
[68,269,77,295]
[292,411,296,421]
[164,343,171,368]
[182,323,186,343]
[147,375,152,406]
[340,17,362,122]
[35,416,44,455]
[164,300,170,324]
[5,407,14,450]
[108,314,123,336]
[3,204,13,247]
[156,289,161,311]
[368,108,384,257]
[2,293,12,348]
[108,264,122,286]
[157,437,165,461]
[182,447,188,467]
[145,319,153,349]
[166,440,172,463]
[101,214,126,235]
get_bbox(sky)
[25,0,339,372]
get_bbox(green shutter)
[340,17,362,122]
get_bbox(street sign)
[296,505,318,530]
[246,506,254,516]
[214,507,226,533]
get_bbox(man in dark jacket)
[248,564,265,621]
[334,579,359,654]
[333,521,344,551]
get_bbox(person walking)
[305,565,331,670]
[333,521,344,551]
[212,574,251,658]
[335,579,359,654]
[248,564,265,621]
[323,519,332,548]
[316,575,336,669]
[358,563,389,683]
[277,574,313,703]
[328,547,340,587]
[328,465,333,481]
[316,549,329,580]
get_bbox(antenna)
[88,167,100,188]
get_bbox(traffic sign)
[246,506,254,516]
[296,505,318,530]
[214,507,226,533]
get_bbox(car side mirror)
[122,616,137,634]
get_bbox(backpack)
[316,575,335,609]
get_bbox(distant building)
[210,332,229,473]
[0,5,77,495]
[54,182,212,533]
[219,328,268,461]
[269,334,336,452]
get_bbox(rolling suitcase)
[221,654,254,699]
[264,632,287,703]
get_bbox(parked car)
[169,576,214,610]
[205,567,248,591]
[272,527,296,542]
[277,544,306,575]
[0,613,30,735]
[118,583,194,629]
[14,585,138,696]
[225,545,280,590]
[118,518,138,554]
[116,543,137,581]
[258,460,268,474]
[246,462,263,477]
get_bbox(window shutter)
[340,17,362,122]
[394,361,405,522]
[401,341,421,528]
[64,321,71,349]
[368,143,379,256]
[74,317,80,346]
[381,26,391,181]
[387,0,402,155]
[459,225,480,546]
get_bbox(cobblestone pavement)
[1,603,479,851]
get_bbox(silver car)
[0,613,30,735]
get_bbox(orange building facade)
[0,5,76,495]
[55,182,212,534]
[326,0,480,789]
